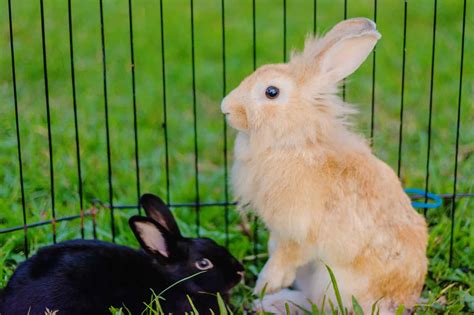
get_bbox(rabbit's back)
[1,240,165,315]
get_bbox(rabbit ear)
[129,216,175,259]
[299,18,380,84]
[140,194,182,238]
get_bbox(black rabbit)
[0,194,244,315]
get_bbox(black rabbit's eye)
[265,86,279,99]
[195,258,213,270]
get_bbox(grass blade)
[258,282,268,301]
[217,293,229,315]
[328,299,336,314]
[325,265,345,314]
[186,295,199,314]
[352,296,364,315]
[371,297,383,315]
[321,294,326,313]
[310,301,320,315]
[290,301,312,314]
[158,271,206,297]
[394,304,405,315]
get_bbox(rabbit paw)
[254,298,304,315]
[254,289,309,315]
[254,262,296,295]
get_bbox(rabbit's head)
[221,18,380,147]
[129,194,244,296]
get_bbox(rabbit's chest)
[233,149,325,241]
[231,150,261,207]
[231,133,262,206]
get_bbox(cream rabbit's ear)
[294,18,381,84]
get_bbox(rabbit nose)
[221,97,230,114]
[237,270,245,278]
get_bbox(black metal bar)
[190,0,200,236]
[94,192,474,210]
[252,0,257,71]
[342,0,347,101]
[8,0,29,257]
[221,0,230,248]
[39,0,57,243]
[159,0,170,205]
[98,0,115,241]
[167,201,237,208]
[450,0,467,267]
[2,190,472,237]
[370,0,377,142]
[0,213,95,234]
[92,207,98,240]
[424,0,438,216]
[99,201,238,210]
[0,202,238,235]
[313,0,317,33]
[128,0,141,215]
[409,192,474,200]
[397,0,408,177]
[252,0,259,267]
[67,0,85,239]
[283,0,287,62]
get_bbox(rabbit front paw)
[254,289,309,315]
[254,262,296,295]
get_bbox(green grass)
[0,0,472,313]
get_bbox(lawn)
[0,0,472,313]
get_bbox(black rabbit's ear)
[140,193,182,238]
[129,216,175,259]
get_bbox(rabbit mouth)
[224,107,249,131]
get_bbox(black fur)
[0,194,244,315]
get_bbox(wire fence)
[0,0,471,270]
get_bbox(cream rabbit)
[221,18,427,314]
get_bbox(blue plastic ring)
[405,188,442,209]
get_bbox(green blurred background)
[0,0,472,311]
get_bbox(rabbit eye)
[265,86,279,99]
[195,258,213,270]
